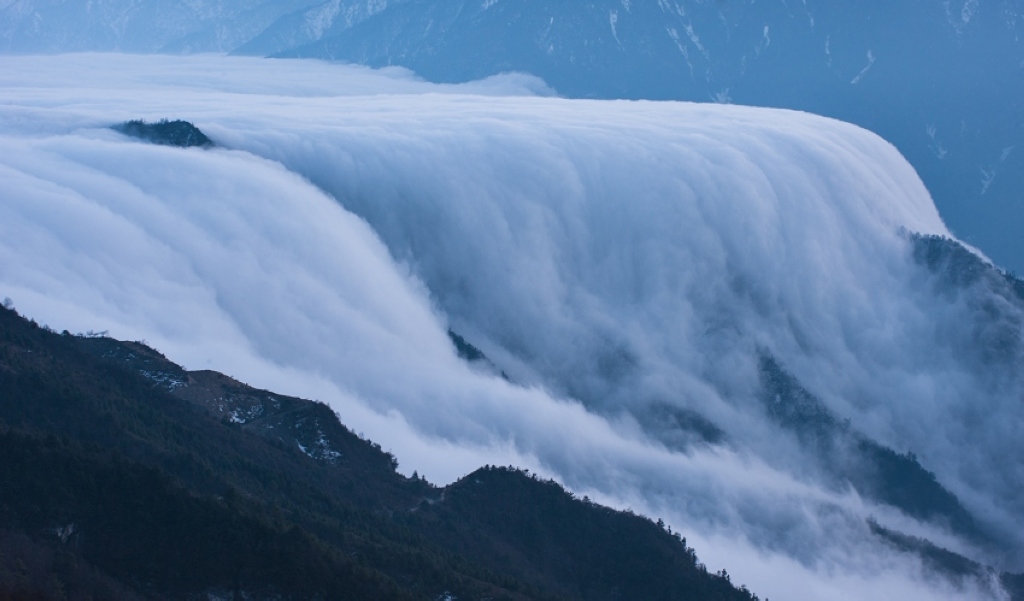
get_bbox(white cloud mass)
[0,54,1021,601]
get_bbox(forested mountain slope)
[0,303,756,600]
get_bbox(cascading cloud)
[0,54,1020,601]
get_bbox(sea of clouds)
[1,53,1021,601]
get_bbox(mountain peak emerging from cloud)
[113,119,214,148]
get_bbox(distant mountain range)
[2,0,1022,273]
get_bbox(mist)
[1,54,1021,601]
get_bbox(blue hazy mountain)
[0,0,325,53]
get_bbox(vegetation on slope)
[0,303,758,600]
[112,120,213,148]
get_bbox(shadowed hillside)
[0,303,759,600]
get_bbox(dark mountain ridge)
[759,352,980,535]
[0,302,758,601]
